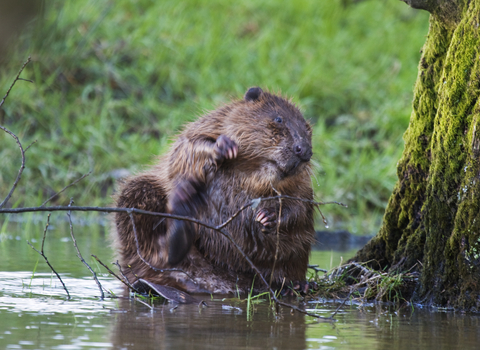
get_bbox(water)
[1,215,480,349]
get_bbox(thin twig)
[216,195,345,230]
[0,58,33,208]
[351,262,374,277]
[308,264,328,273]
[41,171,92,207]
[114,260,134,285]
[0,195,345,222]
[0,56,32,108]
[24,140,37,152]
[67,199,105,300]
[330,289,354,319]
[269,184,282,289]
[92,255,141,294]
[255,195,347,209]
[316,206,329,227]
[133,296,154,310]
[215,202,253,229]
[26,214,71,299]
[0,126,25,209]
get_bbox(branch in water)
[27,214,71,299]
[67,199,105,300]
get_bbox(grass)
[0,0,429,234]
[311,262,418,304]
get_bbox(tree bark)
[353,0,480,309]
[400,0,463,27]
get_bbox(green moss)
[420,0,480,308]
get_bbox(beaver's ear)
[244,87,263,102]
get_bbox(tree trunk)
[353,0,480,310]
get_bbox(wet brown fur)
[114,89,315,294]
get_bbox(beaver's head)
[227,87,312,188]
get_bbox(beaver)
[114,87,315,295]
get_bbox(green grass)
[0,0,429,234]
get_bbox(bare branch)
[329,290,353,319]
[27,214,71,299]
[132,296,154,310]
[67,199,105,300]
[0,56,32,108]
[0,195,345,228]
[316,206,329,227]
[0,126,26,209]
[24,140,37,152]
[215,202,252,229]
[91,255,142,294]
[114,260,134,285]
[213,194,344,230]
[269,184,282,289]
[308,264,328,273]
[41,171,92,207]
[0,58,34,208]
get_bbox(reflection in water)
[111,298,309,350]
[1,220,480,349]
[308,303,480,350]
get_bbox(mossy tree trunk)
[353,0,480,309]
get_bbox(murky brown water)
[1,215,480,349]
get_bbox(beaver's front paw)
[255,207,277,233]
[214,135,238,163]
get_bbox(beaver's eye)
[274,116,283,123]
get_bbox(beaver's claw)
[214,135,238,163]
[255,207,277,233]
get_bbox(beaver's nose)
[294,142,312,161]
